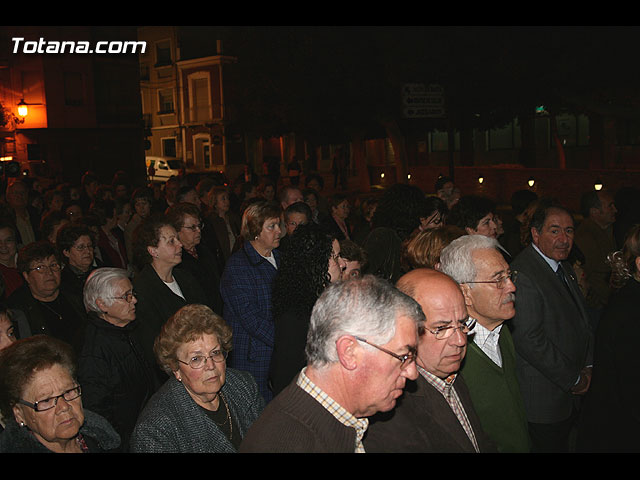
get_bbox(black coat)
[77,312,160,452]
[269,305,311,396]
[132,263,208,376]
[59,261,104,319]
[7,284,87,354]
[174,243,223,315]
[576,278,640,452]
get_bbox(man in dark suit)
[364,268,496,453]
[509,199,594,452]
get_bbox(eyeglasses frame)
[18,385,82,412]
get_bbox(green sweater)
[460,326,531,453]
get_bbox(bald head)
[397,268,464,313]
[396,268,469,378]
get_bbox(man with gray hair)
[239,275,424,453]
[439,234,531,452]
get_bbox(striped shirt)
[297,368,369,453]
[418,365,479,452]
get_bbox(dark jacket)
[205,212,241,263]
[0,409,120,453]
[131,369,265,453]
[132,263,208,376]
[509,244,594,424]
[59,261,103,318]
[269,305,311,396]
[174,242,223,315]
[577,278,640,452]
[7,284,87,354]
[364,373,496,453]
[77,312,160,452]
[239,374,359,453]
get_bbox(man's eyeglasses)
[18,386,82,412]
[28,263,63,275]
[354,336,417,369]
[462,271,517,289]
[427,317,477,340]
[109,290,137,303]
[177,350,228,369]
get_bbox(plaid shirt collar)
[297,368,369,452]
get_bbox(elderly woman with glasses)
[0,335,120,452]
[76,267,160,452]
[166,202,223,315]
[7,241,86,353]
[130,303,264,453]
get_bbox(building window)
[429,130,460,152]
[188,73,211,123]
[155,39,172,67]
[162,137,177,158]
[158,89,174,115]
[616,118,640,146]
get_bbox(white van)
[145,156,186,182]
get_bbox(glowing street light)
[17,99,28,118]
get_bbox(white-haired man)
[439,234,530,452]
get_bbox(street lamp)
[17,99,28,118]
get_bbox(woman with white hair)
[77,267,160,452]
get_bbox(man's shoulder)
[239,380,353,453]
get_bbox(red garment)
[0,263,23,298]
[97,228,128,270]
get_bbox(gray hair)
[438,234,501,285]
[83,267,131,313]
[305,275,425,368]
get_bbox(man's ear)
[335,335,359,371]
[460,283,474,308]
[530,227,540,245]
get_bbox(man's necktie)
[556,263,579,307]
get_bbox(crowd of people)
[0,165,637,454]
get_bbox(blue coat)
[220,241,280,402]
